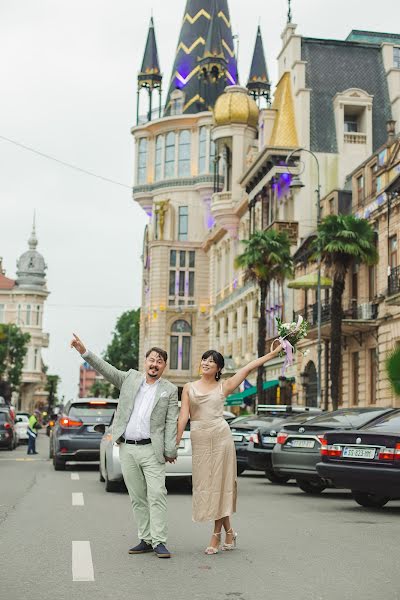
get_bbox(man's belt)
[121,437,151,445]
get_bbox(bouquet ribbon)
[270,315,304,375]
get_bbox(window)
[34,348,39,371]
[165,132,175,179]
[210,139,216,174]
[394,47,400,69]
[170,90,184,116]
[26,304,31,326]
[328,198,335,215]
[178,130,191,177]
[390,235,397,269]
[369,348,377,405]
[137,138,147,184]
[155,136,163,181]
[169,249,195,306]
[0,304,4,323]
[352,352,359,406]
[35,305,41,326]
[356,175,364,204]
[178,206,188,241]
[371,163,378,195]
[368,263,376,300]
[170,320,191,370]
[376,175,383,193]
[344,116,358,133]
[17,304,22,324]
[199,127,207,174]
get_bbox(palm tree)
[314,214,378,410]
[235,229,293,404]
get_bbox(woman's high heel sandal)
[205,531,222,555]
[222,528,237,551]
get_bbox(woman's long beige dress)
[189,382,237,522]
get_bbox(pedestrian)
[27,409,42,455]
[70,333,178,559]
[176,344,282,555]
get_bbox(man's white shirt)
[124,378,160,441]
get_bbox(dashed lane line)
[72,492,84,506]
[72,541,94,582]
[71,472,80,480]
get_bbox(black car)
[50,398,118,470]
[230,415,279,475]
[247,408,322,483]
[0,409,16,450]
[272,407,395,494]
[316,409,400,508]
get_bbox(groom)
[71,334,178,558]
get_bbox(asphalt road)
[1,432,400,600]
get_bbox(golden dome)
[213,85,259,128]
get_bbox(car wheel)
[104,460,119,492]
[237,465,246,476]
[296,479,326,494]
[49,443,54,459]
[53,454,66,471]
[352,491,390,508]
[265,470,290,484]
[7,441,13,451]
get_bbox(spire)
[16,216,47,290]
[165,0,237,115]
[138,16,162,91]
[198,5,227,78]
[287,0,292,23]
[29,211,38,250]
[247,25,270,103]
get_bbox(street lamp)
[286,148,322,409]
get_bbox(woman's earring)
[215,371,221,381]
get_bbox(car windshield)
[69,402,117,418]
[361,410,400,434]
[300,408,388,429]
[16,415,29,423]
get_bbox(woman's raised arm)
[222,345,282,398]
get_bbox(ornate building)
[132,1,400,406]
[0,221,50,411]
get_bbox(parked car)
[15,414,29,443]
[50,398,118,470]
[272,407,395,494]
[316,408,400,508]
[0,410,17,450]
[96,415,193,492]
[247,407,322,483]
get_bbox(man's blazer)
[83,351,179,463]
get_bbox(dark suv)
[50,398,118,470]
[0,409,17,450]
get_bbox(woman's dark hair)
[201,350,224,381]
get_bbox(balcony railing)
[294,299,378,326]
[344,132,367,144]
[388,266,400,296]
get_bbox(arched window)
[178,130,191,177]
[209,138,216,173]
[165,132,176,179]
[198,127,207,174]
[155,136,163,181]
[170,320,191,370]
[137,138,147,184]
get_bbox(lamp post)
[286,148,322,409]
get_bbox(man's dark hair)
[146,347,168,363]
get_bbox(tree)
[90,379,113,399]
[45,374,60,412]
[235,229,293,404]
[103,309,140,398]
[313,214,378,410]
[0,324,30,403]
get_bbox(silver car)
[97,416,192,492]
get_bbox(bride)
[176,344,282,555]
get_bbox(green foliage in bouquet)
[275,317,310,348]
[386,347,400,396]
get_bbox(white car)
[15,414,29,443]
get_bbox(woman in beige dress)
[176,345,282,555]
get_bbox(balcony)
[387,266,400,305]
[294,298,379,339]
[265,220,299,245]
[344,132,367,144]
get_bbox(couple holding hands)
[71,333,281,558]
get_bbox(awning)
[287,273,332,290]
[225,380,279,406]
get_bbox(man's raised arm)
[70,333,127,390]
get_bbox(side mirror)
[94,424,106,434]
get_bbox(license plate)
[178,439,185,449]
[232,434,243,442]
[262,436,277,444]
[290,439,315,448]
[343,447,376,459]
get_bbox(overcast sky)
[1,0,399,401]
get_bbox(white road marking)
[72,492,84,506]
[72,541,94,582]
[71,472,80,480]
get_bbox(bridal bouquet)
[271,315,310,373]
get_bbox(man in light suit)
[71,334,178,559]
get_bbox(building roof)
[164,0,237,115]
[247,25,270,96]
[0,273,16,290]
[346,30,400,45]
[302,37,392,154]
[138,17,162,89]
[269,72,298,147]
